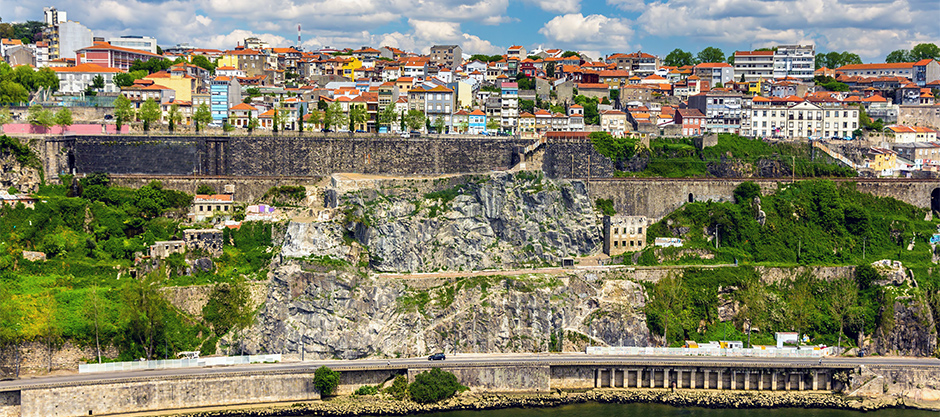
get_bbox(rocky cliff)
[240,262,649,359]
[300,172,603,273]
[0,151,42,194]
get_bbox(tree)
[27,104,54,128]
[829,277,858,352]
[348,104,367,132]
[196,184,215,194]
[664,48,695,67]
[378,105,398,131]
[545,62,556,78]
[54,107,72,133]
[404,109,425,132]
[202,280,252,337]
[0,80,29,103]
[193,103,212,133]
[122,268,169,359]
[305,110,321,131]
[646,274,685,346]
[561,50,580,58]
[324,101,346,130]
[297,106,305,132]
[166,103,182,132]
[138,98,162,132]
[787,274,814,345]
[273,104,289,131]
[247,115,259,133]
[735,279,766,348]
[0,106,11,131]
[519,99,535,114]
[113,70,148,87]
[313,366,340,396]
[190,55,217,73]
[486,117,500,132]
[885,49,912,63]
[696,47,725,64]
[113,95,135,132]
[409,368,461,403]
[911,43,940,61]
[91,75,105,90]
[432,115,445,134]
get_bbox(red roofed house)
[192,194,234,222]
[675,109,706,136]
[229,103,259,128]
[577,83,610,100]
[837,60,940,87]
[75,41,163,71]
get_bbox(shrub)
[354,385,379,395]
[595,198,616,216]
[314,366,340,396]
[409,368,461,404]
[384,375,410,401]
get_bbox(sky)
[4,0,939,62]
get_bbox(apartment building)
[773,44,815,82]
[733,50,774,83]
[750,96,858,139]
[430,45,462,70]
[500,82,518,133]
[688,91,745,134]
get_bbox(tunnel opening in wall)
[688,193,694,203]
[932,188,940,214]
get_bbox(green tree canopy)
[664,48,695,67]
[561,50,580,58]
[589,131,639,169]
[193,103,212,132]
[113,70,149,87]
[138,98,162,132]
[113,95,135,131]
[696,47,725,64]
[190,55,217,73]
[911,43,940,61]
[27,104,54,128]
[378,105,398,129]
[409,368,461,403]
[54,107,73,131]
[404,109,425,132]
[348,104,367,131]
[313,366,340,396]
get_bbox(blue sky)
[5,0,939,61]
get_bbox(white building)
[773,44,815,82]
[55,20,94,61]
[50,63,122,94]
[749,96,858,139]
[107,36,158,54]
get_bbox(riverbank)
[168,389,935,417]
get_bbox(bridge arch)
[932,188,940,213]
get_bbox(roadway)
[2,353,938,391]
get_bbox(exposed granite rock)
[0,153,41,193]
[241,264,649,359]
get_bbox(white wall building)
[107,36,158,54]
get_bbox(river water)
[350,403,936,417]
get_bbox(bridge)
[1,354,937,417]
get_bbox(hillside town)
[1,7,939,177]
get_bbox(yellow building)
[144,71,196,102]
[748,79,764,95]
[866,147,897,176]
[340,56,362,81]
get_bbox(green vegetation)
[646,180,929,265]
[0,62,59,103]
[643,265,889,350]
[263,185,306,206]
[314,366,340,396]
[1,135,41,170]
[384,375,411,400]
[409,368,463,403]
[611,134,855,178]
[353,384,380,395]
[595,198,616,216]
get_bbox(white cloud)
[523,0,580,13]
[606,0,646,11]
[636,0,937,59]
[539,13,635,52]
[198,30,290,49]
[409,20,461,41]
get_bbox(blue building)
[209,76,241,123]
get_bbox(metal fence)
[586,346,833,358]
[78,354,282,373]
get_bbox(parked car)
[321,128,333,133]
[428,353,445,361]
[400,132,410,138]
[410,131,421,138]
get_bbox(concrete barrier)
[77,354,281,373]
[585,346,833,357]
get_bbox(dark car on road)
[428,353,445,361]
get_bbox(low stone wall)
[551,365,596,390]
[18,371,320,417]
[337,369,403,395]
[409,365,551,393]
[109,176,324,204]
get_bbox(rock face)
[304,172,601,273]
[870,295,938,357]
[0,153,42,193]
[241,263,650,359]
